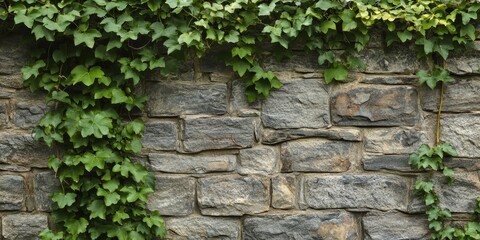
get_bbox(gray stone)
[0,164,30,172]
[261,79,330,129]
[445,157,480,171]
[447,49,480,75]
[281,139,355,172]
[182,117,255,153]
[0,74,23,89]
[363,211,429,240]
[331,85,419,126]
[2,213,48,240]
[149,152,236,174]
[210,72,235,82]
[262,127,362,145]
[34,171,60,211]
[148,175,195,216]
[0,35,28,76]
[421,77,480,112]
[0,100,8,128]
[363,155,416,172]
[231,78,260,113]
[147,82,227,116]
[238,146,278,176]
[0,174,24,210]
[243,211,358,240]
[304,175,409,211]
[271,175,296,209]
[434,171,480,213]
[364,128,430,154]
[0,133,50,168]
[13,102,46,129]
[142,121,177,151]
[166,216,241,240]
[361,75,418,85]
[263,52,321,72]
[197,175,269,216]
[359,46,426,74]
[441,114,480,157]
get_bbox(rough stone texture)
[364,128,430,154]
[2,213,48,240]
[182,117,255,152]
[281,139,355,172]
[271,175,296,209]
[421,77,480,112]
[363,212,430,240]
[262,127,362,145]
[0,100,8,129]
[13,101,46,129]
[147,82,227,116]
[444,157,480,171]
[148,175,195,216]
[142,121,177,151]
[447,50,480,75]
[261,79,330,129]
[0,174,24,210]
[304,175,409,211]
[34,171,60,212]
[197,175,270,216]
[263,52,320,72]
[434,171,480,213]
[332,85,418,126]
[363,155,415,172]
[238,146,278,176]
[359,46,426,73]
[0,35,28,77]
[166,216,241,240]
[149,152,236,173]
[0,133,50,168]
[441,114,480,157]
[361,75,418,85]
[231,78,260,113]
[243,211,358,240]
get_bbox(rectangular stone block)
[304,175,409,211]
[434,171,480,213]
[13,101,46,129]
[238,146,279,176]
[166,216,241,239]
[231,78,260,113]
[197,175,269,216]
[182,117,255,153]
[331,85,419,126]
[147,175,195,216]
[2,213,48,240]
[271,175,296,209]
[363,155,415,172]
[358,47,426,73]
[447,49,480,75]
[243,211,358,240]
[34,171,60,212]
[364,128,430,154]
[0,100,8,128]
[421,78,480,112]
[149,152,236,174]
[0,35,28,76]
[261,79,330,129]
[262,127,362,145]
[0,133,50,168]
[0,174,24,210]
[441,114,480,158]
[142,120,177,151]
[281,139,355,172]
[147,82,227,116]
[363,212,429,240]
[361,75,418,85]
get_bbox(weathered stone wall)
[1,34,480,239]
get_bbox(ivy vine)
[0,0,479,239]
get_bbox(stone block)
[444,157,480,171]
[147,82,227,116]
[13,101,46,129]
[148,175,195,216]
[34,171,60,211]
[281,139,355,172]
[363,155,415,172]
[447,50,480,75]
[166,216,241,239]
[359,46,426,73]
[0,35,28,76]
[2,213,48,240]
[364,128,430,154]
[263,52,320,72]
[262,127,362,145]
[0,100,8,128]
[0,174,24,210]
[142,121,177,151]
[332,85,419,126]
[261,79,330,129]
[363,211,429,240]
[182,117,255,153]
[197,175,269,216]
[421,77,480,112]
[271,175,296,209]
[441,114,480,158]
[243,211,358,240]
[231,78,260,113]
[0,133,50,168]
[149,152,236,174]
[304,175,409,211]
[361,74,418,85]
[434,171,480,213]
[238,146,278,176]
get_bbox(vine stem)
[435,81,444,145]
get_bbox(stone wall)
[1,34,480,239]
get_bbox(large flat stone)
[271,175,296,209]
[447,49,480,75]
[261,79,330,129]
[331,85,419,126]
[0,133,50,168]
[262,127,362,145]
[13,101,46,129]
[166,216,241,239]
[441,114,480,157]
[363,211,429,240]
[361,75,418,85]
[281,139,355,172]
[359,46,426,73]
[231,78,260,113]
[149,152,236,174]
[0,35,28,76]
[421,77,480,112]
[2,213,48,240]
[238,146,279,176]
[363,155,415,172]
[304,175,409,211]
[197,175,269,216]
[182,117,255,153]
[243,211,358,240]
[0,174,24,210]
[434,171,480,213]
[34,171,60,212]
[142,121,177,151]
[147,175,195,216]
[364,128,430,154]
[147,82,227,116]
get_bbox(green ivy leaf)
[73,29,102,48]
[64,218,88,236]
[52,192,77,208]
[87,200,106,219]
[324,64,348,84]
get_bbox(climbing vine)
[0,0,479,239]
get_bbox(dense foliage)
[0,0,479,239]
